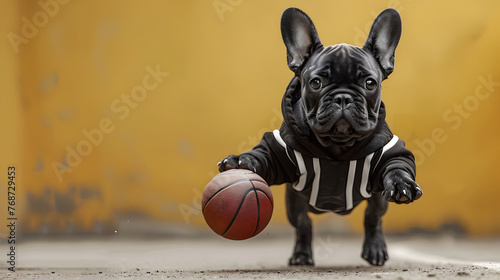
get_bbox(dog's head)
[281,8,401,147]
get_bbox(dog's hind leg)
[286,183,314,266]
[362,192,389,266]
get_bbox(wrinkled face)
[299,44,383,147]
[280,7,402,148]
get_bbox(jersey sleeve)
[371,138,417,192]
[240,131,299,186]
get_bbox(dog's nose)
[333,94,354,109]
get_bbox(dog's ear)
[363,8,402,79]
[281,7,322,74]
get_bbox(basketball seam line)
[221,188,255,237]
[255,189,273,205]
[202,179,253,213]
[250,181,260,237]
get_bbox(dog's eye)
[309,78,322,90]
[365,78,377,90]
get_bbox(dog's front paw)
[383,169,423,204]
[362,234,388,266]
[217,154,260,173]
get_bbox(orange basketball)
[202,169,273,240]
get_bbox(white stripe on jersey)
[273,129,295,165]
[345,160,357,211]
[382,135,399,154]
[293,150,307,191]
[360,153,374,198]
[308,158,321,207]
[273,129,286,148]
[374,135,399,169]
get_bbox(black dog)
[218,7,422,266]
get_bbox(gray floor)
[2,232,500,279]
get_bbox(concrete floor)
[2,232,500,279]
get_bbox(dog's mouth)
[316,118,360,144]
[331,118,354,138]
[308,98,373,146]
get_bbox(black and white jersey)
[258,130,412,214]
[240,76,417,214]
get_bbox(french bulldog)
[218,7,422,267]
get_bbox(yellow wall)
[1,0,500,236]
[0,0,22,236]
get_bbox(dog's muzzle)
[310,91,368,144]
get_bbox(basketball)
[202,169,273,240]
